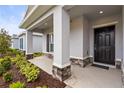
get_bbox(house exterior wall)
[42,34,47,53]
[19,34,42,53]
[41,16,84,59]
[89,14,123,61]
[41,14,122,63]
[41,16,90,60]
[42,28,53,53]
[19,34,26,51]
[70,16,90,59]
[33,35,42,52]
[11,38,19,49]
[70,17,83,59]
[83,16,90,58]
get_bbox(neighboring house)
[11,31,43,53]
[11,34,19,49]
[19,5,124,83]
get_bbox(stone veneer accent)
[121,63,124,87]
[44,53,53,59]
[52,65,71,81]
[89,57,94,63]
[70,57,93,67]
[26,54,33,60]
[115,61,121,69]
[122,71,124,87]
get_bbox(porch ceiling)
[65,5,122,20]
[20,5,55,29]
[30,5,122,33]
[30,15,53,33]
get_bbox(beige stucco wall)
[89,14,123,61]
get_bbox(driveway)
[29,56,122,88]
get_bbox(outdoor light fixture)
[99,11,103,14]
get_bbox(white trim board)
[92,21,118,28]
[20,6,38,27]
[70,56,83,60]
[116,59,122,62]
[43,52,53,55]
[93,62,116,68]
[70,56,90,60]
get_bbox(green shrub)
[3,72,13,82]
[19,62,40,82]
[11,55,25,66]
[24,65,40,82]
[9,81,25,88]
[7,48,24,57]
[13,55,40,82]
[0,58,4,63]
[11,49,19,55]
[0,64,5,76]
[33,52,44,57]
[2,56,11,70]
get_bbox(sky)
[0,5,27,35]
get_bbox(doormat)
[92,64,109,70]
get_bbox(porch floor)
[29,56,53,75]
[65,64,122,88]
[29,56,122,88]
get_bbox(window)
[47,33,54,52]
[20,38,23,49]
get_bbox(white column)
[53,6,71,81]
[26,31,33,59]
[122,6,124,86]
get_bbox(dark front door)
[94,25,115,65]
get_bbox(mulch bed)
[0,64,66,88]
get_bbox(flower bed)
[0,55,66,88]
[12,55,40,82]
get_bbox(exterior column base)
[115,61,121,69]
[26,54,33,60]
[46,54,53,59]
[52,65,71,81]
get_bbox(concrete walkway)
[29,56,53,75]
[29,56,122,88]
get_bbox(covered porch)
[20,5,124,87]
[29,56,122,88]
